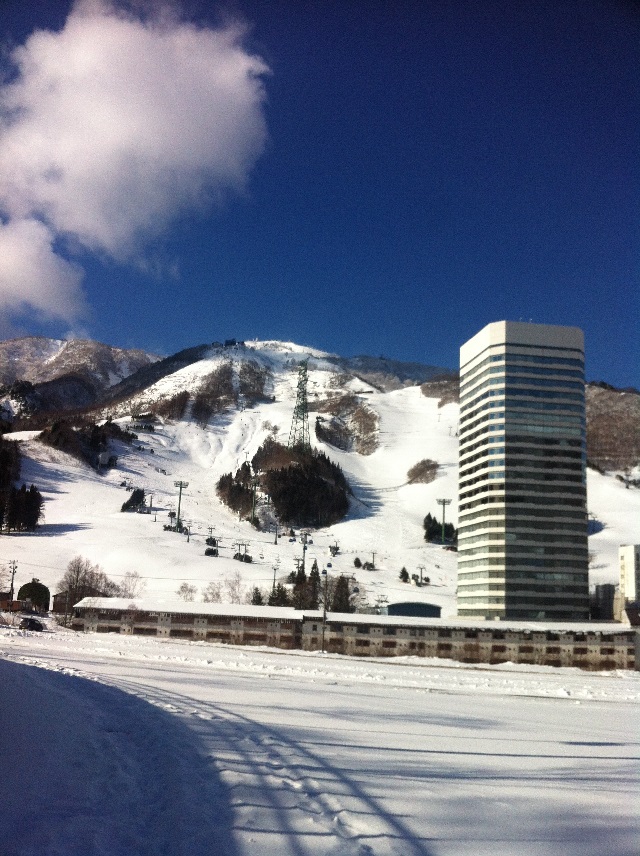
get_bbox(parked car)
[19,617,44,631]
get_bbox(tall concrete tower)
[457,321,589,620]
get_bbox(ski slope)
[4,340,639,612]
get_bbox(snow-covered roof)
[73,597,634,633]
[74,597,322,621]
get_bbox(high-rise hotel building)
[457,321,589,620]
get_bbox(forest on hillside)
[217,438,350,528]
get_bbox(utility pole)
[437,498,452,544]
[174,480,189,531]
[417,564,426,585]
[251,476,259,526]
[8,559,17,606]
[273,522,279,545]
[371,552,376,570]
[321,568,328,653]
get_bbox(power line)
[10,558,277,584]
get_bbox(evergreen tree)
[4,485,19,532]
[17,578,50,611]
[268,582,290,606]
[423,512,458,544]
[331,576,352,613]
[250,586,264,605]
[23,485,44,530]
[121,487,145,512]
[399,567,409,583]
[291,566,310,609]
[308,566,321,609]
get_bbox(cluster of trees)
[39,418,136,467]
[250,562,357,612]
[315,416,351,451]
[174,565,358,613]
[0,436,20,490]
[258,442,350,528]
[1,380,36,417]
[407,458,439,484]
[0,435,44,533]
[151,390,190,420]
[586,386,640,472]
[216,463,254,519]
[423,512,457,544]
[314,394,378,455]
[2,484,44,532]
[121,488,145,512]
[176,572,244,604]
[263,464,349,528]
[192,363,236,426]
[217,439,350,529]
[238,360,271,404]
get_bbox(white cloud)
[0,0,269,323]
[0,218,87,323]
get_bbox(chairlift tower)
[288,359,310,449]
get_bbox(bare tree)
[224,570,244,604]
[119,571,146,599]
[202,581,222,603]
[176,582,197,601]
[56,556,119,625]
[58,556,119,602]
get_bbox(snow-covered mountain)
[3,338,639,613]
[0,336,159,390]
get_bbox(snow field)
[1,627,639,856]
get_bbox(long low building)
[72,598,639,671]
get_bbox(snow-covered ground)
[1,624,638,856]
[4,341,639,613]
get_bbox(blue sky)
[0,0,637,386]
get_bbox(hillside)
[0,337,159,420]
[0,336,158,389]
[1,338,639,614]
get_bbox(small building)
[0,592,24,612]
[590,584,616,620]
[52,587,106,614]
[619,544,640,603]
